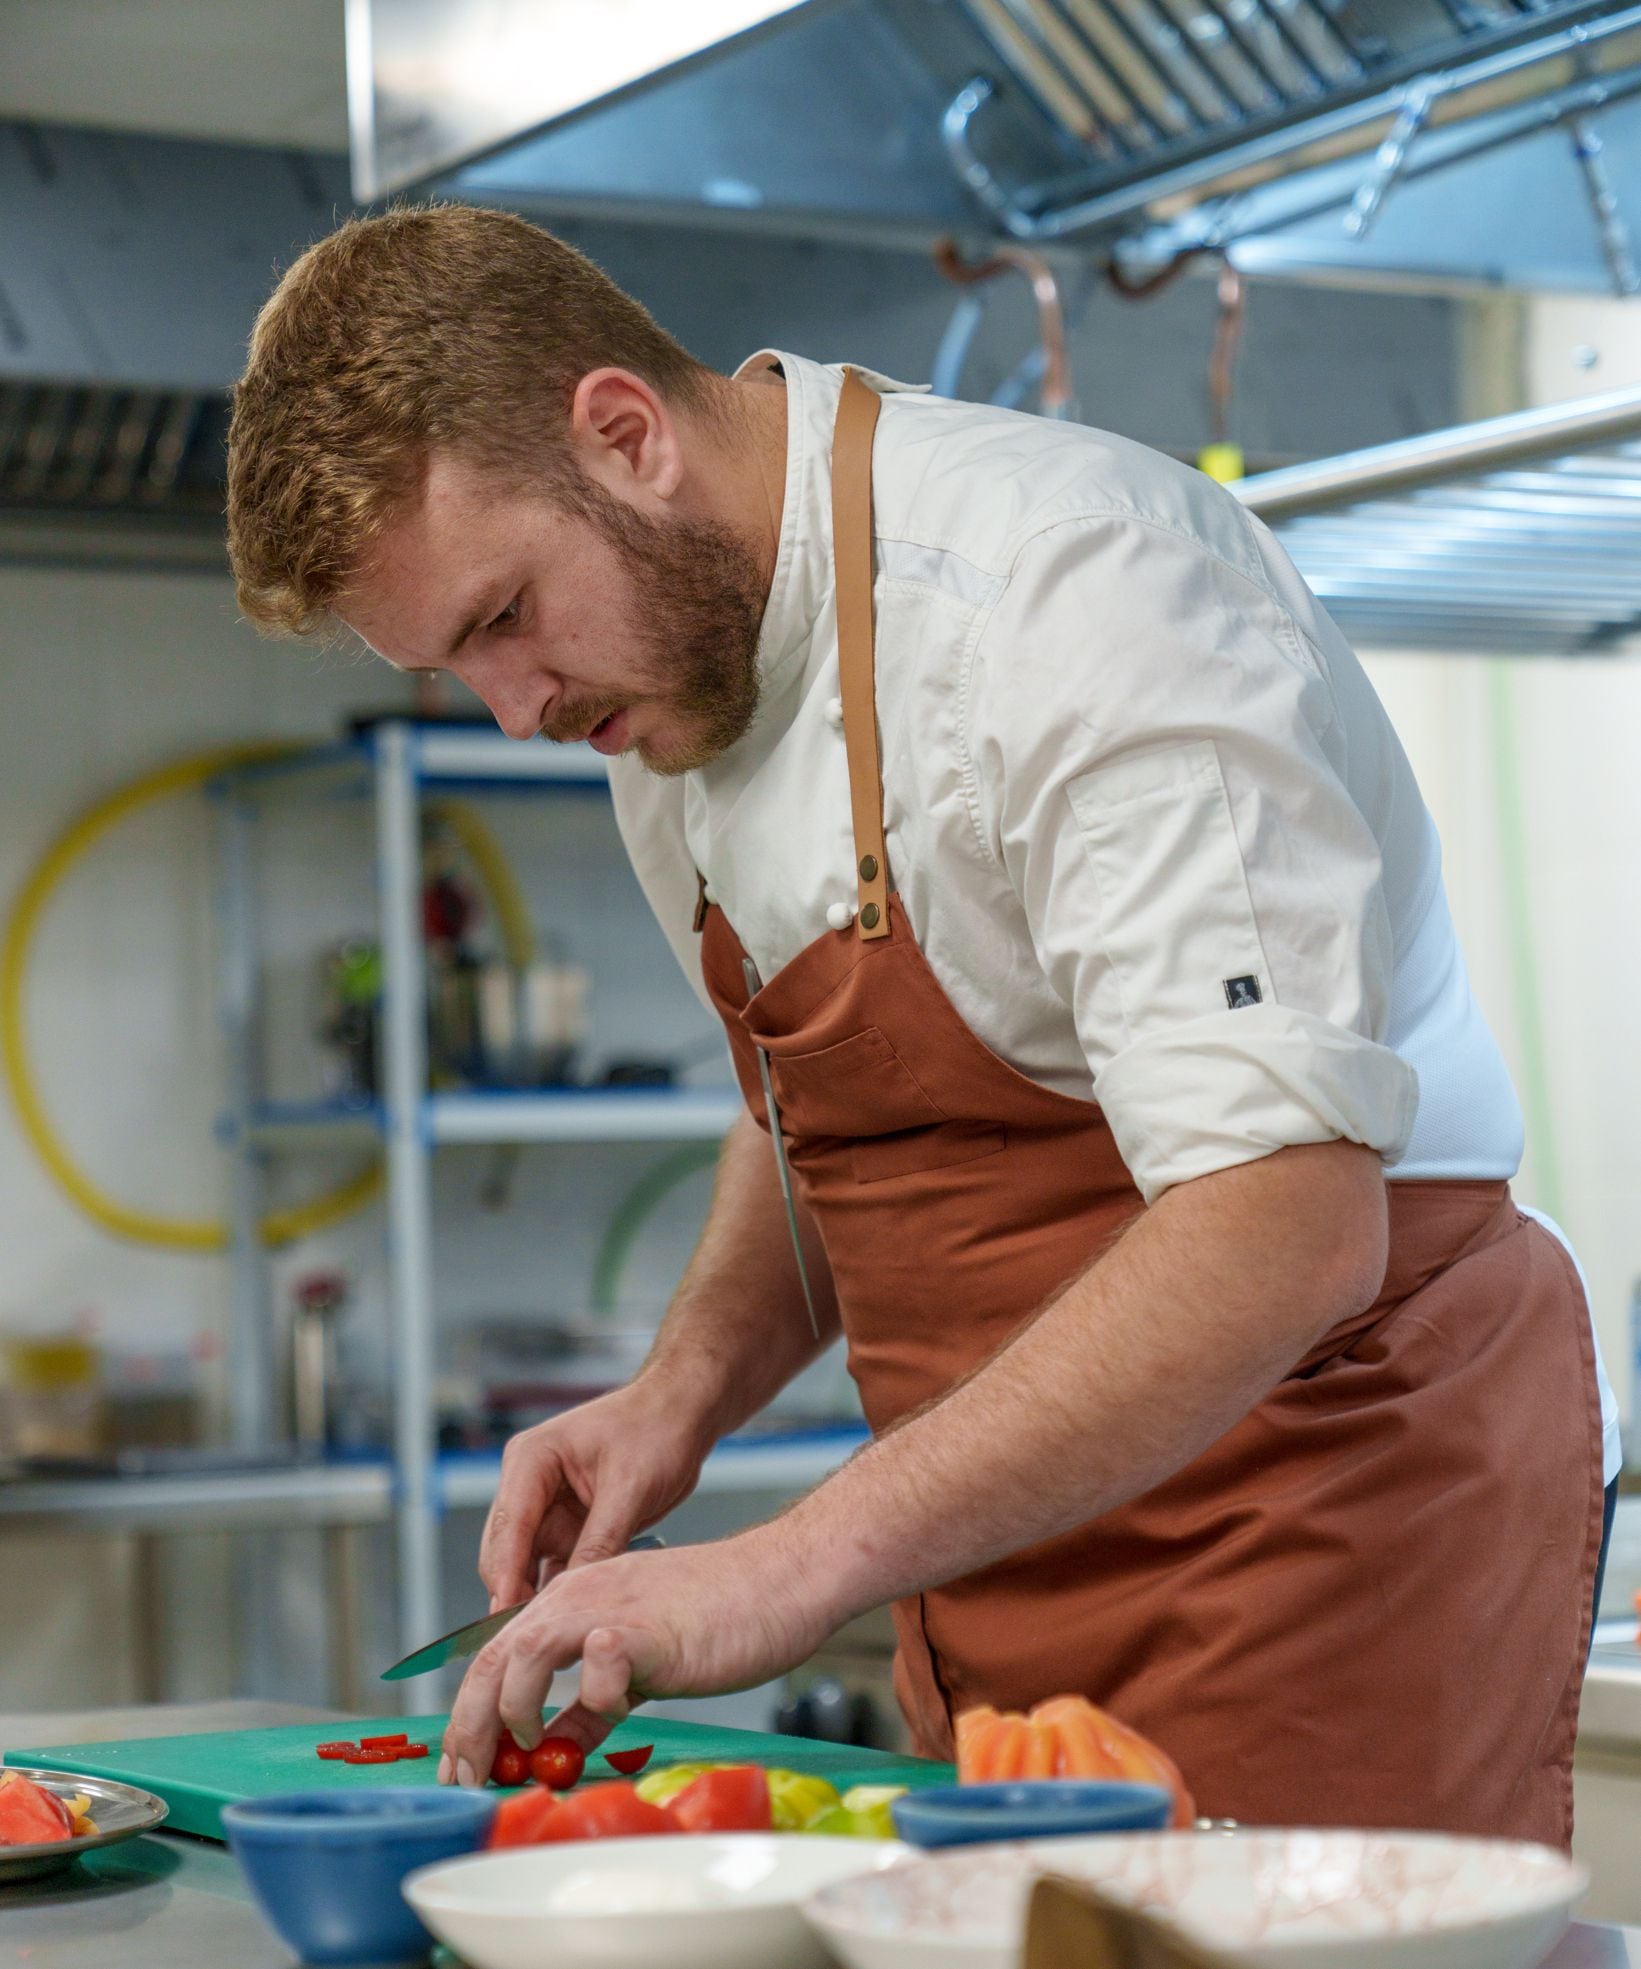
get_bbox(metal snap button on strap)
[742,955,821,1338]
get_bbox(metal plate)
[0,1768,168,1884]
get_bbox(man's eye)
[489,599,521,632]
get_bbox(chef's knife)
[382,1535,665,1681]
[742,956,821,1339]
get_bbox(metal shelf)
[211,719,770,1699]
[428,1087,741,1145]
[240,1088,742,1150]
[437,1427,870,1512]
[0,1462,393,1534]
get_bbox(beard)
[539,471,766,776]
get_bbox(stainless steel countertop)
[0,1703,343,1968]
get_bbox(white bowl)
[803,1828,1587,1969]
[404,1832,911,1969]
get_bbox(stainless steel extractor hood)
[349,0,1641,290]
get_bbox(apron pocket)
[769,1025,947,1136]
[767,1025,1006,1180]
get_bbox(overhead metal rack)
[1237,381,1641,653]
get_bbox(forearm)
[636,1110,840,1444]
[772,1140,1386,1625]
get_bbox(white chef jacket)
[609,351,1620,1479]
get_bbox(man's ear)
[569,368,684,502]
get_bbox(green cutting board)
[4,1714,953,1841]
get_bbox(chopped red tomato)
[397,1743,430,1760]
[542,1781,672,1842]
[360,1734,408,1750]
[488,1787,567,1849]
[315,1742,356,1760]
[528,1738,585,1791]
[0,1776,73,1846]
[344,1747,399,1764]
[665,1766,771,1835]
[490,1745,529,1787]
[603,1744,654,1776]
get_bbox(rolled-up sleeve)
[967,510,1418,1203]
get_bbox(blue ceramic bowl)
[223,1788,497,1967]
[891,1779,1173,1850]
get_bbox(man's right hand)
[478,1377,713,1611]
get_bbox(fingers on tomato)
[527,1737,585,1791]
[664,1766,772,1835]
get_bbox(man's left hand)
[439,1530,830,1785]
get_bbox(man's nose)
[467,664,545,742]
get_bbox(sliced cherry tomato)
[315,1742,357,1760]
[603,1744,654,1777]
[360,1733,408,1749]
[542,1781,673,1842]
[490,1745,529,1787]
[396,1743,430,1760]
[488,1787,568,1848]
[344,1747,399,1764]
[665,1766,771,1835]
[528,1737,585,1791]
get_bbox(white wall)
[1361,648,1641,1434]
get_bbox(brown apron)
[697,370,1604,1847]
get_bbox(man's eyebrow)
[443,591,503,662]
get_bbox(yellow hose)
[1,748,536,1253]
[429,800,535,973]
[0,744,387,1250]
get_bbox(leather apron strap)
[831,369,891,941]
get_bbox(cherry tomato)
[665,1766,771,1835]
[528,1737,585,1791]
[490,1745,529,1787]
[361,1733,408,1750]
[397,1743,430,1760]
[488,1787,567,1848]
[344,1747,399,1764]
[603,1744,654,1777]
[543,1781,673,1842]
[315,1742,356,1760]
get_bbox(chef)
[226,204,1619,1845]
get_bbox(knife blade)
[742,956,821,1339]
[382,1535,665,1681]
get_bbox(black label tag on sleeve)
[1223,975,1263,1009]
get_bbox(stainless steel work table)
[0,1701,341,1969]
[3,1703,1639,1969]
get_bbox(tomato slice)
[360,1734,408,1750]
[490,1745,529,1787]
[488,1787,568,1849]
[315,1742,357,1760]
[396,1743,430,1760]
[665,1766,771,1835]
[543,1781,673,1842]
[344,1747,399,1764]
[527,1738,585,1791]
[0,1777,74,1845]
[603,1744,654,1777]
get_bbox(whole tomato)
[527,1737,585,1791]
[490,1744,529,1787]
